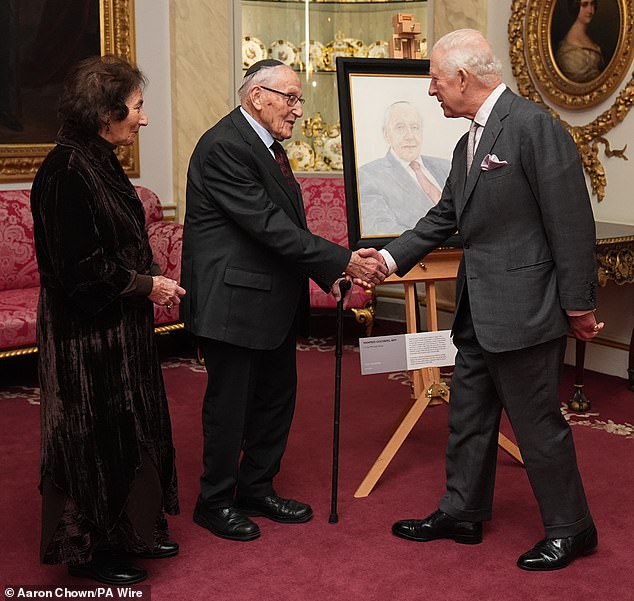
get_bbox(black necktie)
[271,141,297,191]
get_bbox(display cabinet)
[238,0,428,172]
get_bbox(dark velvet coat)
[30,127,178,564]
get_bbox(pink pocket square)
[480,154,508,171]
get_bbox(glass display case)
[238,0,428,172]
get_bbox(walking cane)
[329,279,351,524]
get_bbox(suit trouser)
[439,297,593,539]
[197,330,297,507]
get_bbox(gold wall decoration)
[509,0,634,201]
[0,0,138,182]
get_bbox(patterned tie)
[409,160,441,204]
[466,121,479,172]
[271,141,297,192]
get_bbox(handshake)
[331,248,389,308]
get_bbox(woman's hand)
[148,276,186,310]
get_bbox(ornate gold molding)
[596,240,634,285]
[509,0,634,201]
[0,0,138,182]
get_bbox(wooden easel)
[354,248,523,498]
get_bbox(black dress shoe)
[236,494,313,523]
[193,502,260,541]
[68,553,147,585]
[392,509,482,544]
[517,523,598,571]
[133,540,179,559]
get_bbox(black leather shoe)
[236,494,313,523]
[517,523,598,571]
[68,553,147,585]
[392,509,483,544]
[133,540,179,559]
[193,502,260,541]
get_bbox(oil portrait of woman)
[552,0,624,85]
[555,0,605,82]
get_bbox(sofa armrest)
[298,176,376,335]
[147,220,183,326]
[147,221,183,282]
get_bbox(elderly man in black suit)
[181,59,386,542]
[367,29,603,571]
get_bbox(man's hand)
[568,311,604,341]
[345,248,387,288]
[331,277,353,309]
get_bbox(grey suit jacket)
[358,151,450,236]
[384,89,597,352]
[181,107,351,350]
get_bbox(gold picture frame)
[525,0,633,109]
[0,0,138,182]
[510,0,634,201]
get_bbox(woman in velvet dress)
[30,56,185,585]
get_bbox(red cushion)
[147,221,183,281]
[299,176,374,310]
[147,220,183,326]
[0,287,39,350]
[135,185,164,224]
[309,282,372,310]
[299,177,349,246]
[0,190,39,291]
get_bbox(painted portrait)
[337,58,467,248]
[550,0,620,84]
[0,0,100,145]
[0,0,137,181]
[524,0,633,109]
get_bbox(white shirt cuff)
[379,249,397,275]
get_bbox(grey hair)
[238,64,288,103]
[432,29,502,86]
[382,101,423,131]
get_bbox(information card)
[359,330,457,375]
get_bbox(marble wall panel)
[433,0,488,41]
[170,0,233,219]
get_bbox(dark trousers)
[439,293,593,538]
[197,330,297,507]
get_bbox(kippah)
[244,59,285,77]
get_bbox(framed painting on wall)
[0,0,138,182]
[526,0,634,109]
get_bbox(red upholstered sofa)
[0,186,183,359]
[298,176,375,335]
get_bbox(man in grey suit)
[370,29,603,570]
[358,101,450,236]
[181,59,386,542]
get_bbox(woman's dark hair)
[567,0,597,18]
[58,55,147,134]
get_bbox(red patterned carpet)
[1,325,633,601]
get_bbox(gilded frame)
[510,0,634,201]
[526,0,633,109]
[0,0,138,182]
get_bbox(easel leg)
[354,390,436,498]
[498,432,523,462]
[354,279,523,498]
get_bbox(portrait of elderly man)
[358,101,450,237]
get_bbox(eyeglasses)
[259,85,305,107]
